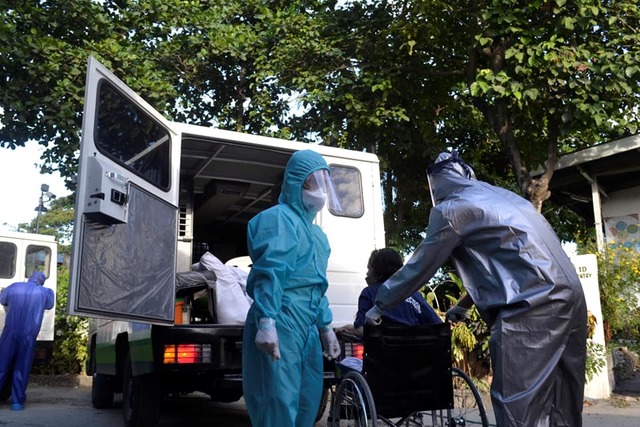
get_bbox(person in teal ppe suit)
[0,271,55,411]
[242,150,342,427]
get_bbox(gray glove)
[320,327,341,360]
[445,305,469,323]
[365,304,384,325]
[255,318,281,361]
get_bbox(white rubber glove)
[320,328,341,360]
[445,305,469,323]
[255,318,281,361]
[365,304,384,325]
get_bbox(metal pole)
[36,191,43,233]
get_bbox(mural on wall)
[604,213,640,252]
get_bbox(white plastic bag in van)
[198,252,251,324]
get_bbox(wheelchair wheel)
[449,367,489,427]
[329,371,377,427]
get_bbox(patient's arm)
[335,323,363,340]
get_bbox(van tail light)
[343,342,364,360]
[163,344,212,364]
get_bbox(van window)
[25,245,52,279]
[329,165,364,218]
[0,242,17,279]
[95,80,171,190]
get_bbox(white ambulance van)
[67,56,385,427]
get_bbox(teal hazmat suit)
[242,150,334,427]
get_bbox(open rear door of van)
[68,56,181,324]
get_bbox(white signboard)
[572,254,612,399]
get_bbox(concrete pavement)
[2,373,640,426]
[480,371,640,427]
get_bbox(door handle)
[105,171,128,185]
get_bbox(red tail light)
[344,342,364,360]
[163,344,212,364]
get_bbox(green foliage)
[32,265,88,375]
[577,235,640,342]
[2,0,639,250]
[451,322,477,367]
[17,195,75,251]
[435,272,491,377]
[585,341,606,383]
[585,311,606,383]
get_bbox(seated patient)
[337,248,442,338]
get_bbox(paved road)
[1,375,640,426]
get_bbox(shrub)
[430,272,491,379]
[577,236,640,342]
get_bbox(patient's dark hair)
[368,248,403,283]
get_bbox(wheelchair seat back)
[363,322,454,418]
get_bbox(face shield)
[302,169,342,214]
[426,172,437,206]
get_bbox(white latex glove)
[255,318,281,361]
[320,328,341,360]
[445,305,469,323]
[365,304,384,325]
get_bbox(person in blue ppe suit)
[366,152,587,427]
[242,149,342,427]
[0,271,55,411]
[338,248,441,338]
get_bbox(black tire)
[450,367,490,427]
[122,352,162,427]
[0,368,12,401]
[90,349,115,409]
[329,371,377,427]
[92,373,115,409]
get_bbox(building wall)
[601,186,640,251]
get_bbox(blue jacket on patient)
[354,282,441,328]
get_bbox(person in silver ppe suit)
[242,149,342,427]
[0,271,55,411]
[366,151,587,427]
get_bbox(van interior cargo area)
[179,136,293,264]
[175,270,218,324]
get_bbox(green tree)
[461,0,640,211]
[2,0,639,252]
[249,0,640,248]
[0,1,334,184]
[17,195,74,253]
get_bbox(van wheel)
[90,349,114,409]
[122,353,161,427]
[92,373,115,408]
[0,369,12,401]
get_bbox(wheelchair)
[328,323,489,427]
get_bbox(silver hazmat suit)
[376,152,587,427]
